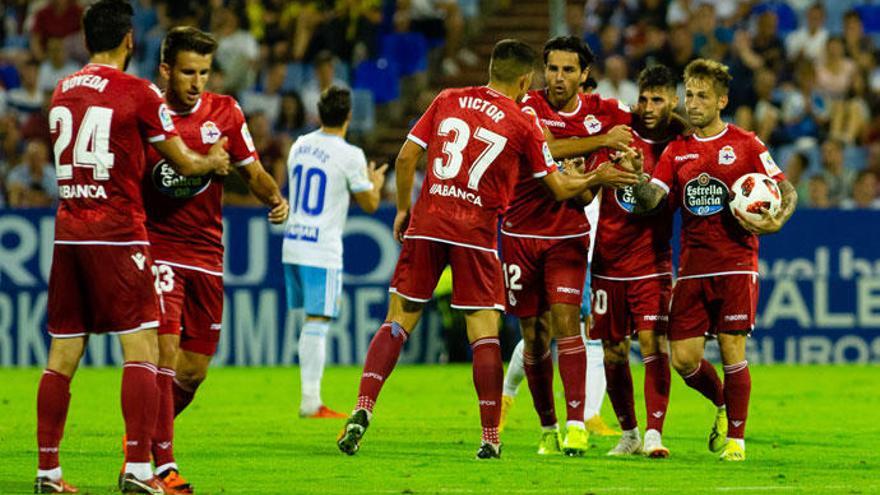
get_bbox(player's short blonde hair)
[683,59,732,96]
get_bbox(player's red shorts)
[47,243,161,337]
[668,273,759,341]
[500,234,589,318]
[590,275,672,342]
[155,262,224,356]
[390,237,505,310]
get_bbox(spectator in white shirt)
[595,55,638,107]
[212,7,259,96]
[786,3,828,63]
[37,37,78,93]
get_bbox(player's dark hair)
[638,65,677,92]
[581,76,597,91]
[318,85,351,127]
[489,39,537,83]
[543,36,594,71]
[684,58,732,96]
[161,26,218,66]
[82,0,134,55]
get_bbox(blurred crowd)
[1,0,879,210]
[576,0,880,209]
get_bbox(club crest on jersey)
[584,114,602,134]
[683,173,728,216]
[151,159,211,199]
[200,121,221,144]
[718,145,736,165]
[615,185,637,213]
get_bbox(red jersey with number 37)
[49,63,178,243]
[591,130,676,278]
[143,92,259,271]
[651,124,785,278]
[404,86,557,250]
[501,90,631,238]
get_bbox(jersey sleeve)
[599,97,633,126]
[752,135,786,182]
[407,91,444,149]
[227,100,260,167]
[346,147,373,193]
[650,144,675,194]
[138,81,178,143]
[522,120,558,178]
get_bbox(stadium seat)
[353,58,401,104]
[381,33,429,77]
[349,89,376,136]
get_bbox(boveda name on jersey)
[683,172,728,216]
[151,159,211,199]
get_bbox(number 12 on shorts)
[503,263,521,306]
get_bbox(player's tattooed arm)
[393,140,424,243]
[735,179,798,235]
[152,136,231,176]
[239,160,289,224]
[631,177,668,214]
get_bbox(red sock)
[172,379,196,417]
[122,362,159,463]
[556,335,586,424]
[37,369,71,470]
[523,349,556,427]
[152,368,175,469]
[471,337,503,444]
[682,359,725,407]
[604,360,637,430]
[644,353,671,432]
[356,322,408,413]
[723,361,751,439]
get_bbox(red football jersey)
[502,89,632,238]
[592,129,675,278]
[144,92,259,271]
[405,86,557,250]
[49,63,178,243]
[651,124,785,278]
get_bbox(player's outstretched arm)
[152,136,231,177]
[353,161,389,214]
[546,124,634,159]
[735,179,798,235]
[393,140,425,243]
[541,163,639,202]
[239,160,289,224]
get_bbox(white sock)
[299,319,330,412]
[542,423,559,432]
[154,462,178,476]
[37,467,61,481]
[623,427,640,440]
[503,339,526,397]
[124,462,153,481]
[584,336,607,418]
[728,437,745,449]
[566,420,585,430]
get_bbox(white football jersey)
[282,130,372,269]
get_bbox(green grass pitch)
[1,365,877,494]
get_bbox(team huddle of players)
[35,2,288,494]
[337,36,796,462]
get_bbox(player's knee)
[637,331,661,356]
[602,341,629,364]
[670,351,700,375]
[176,367,206,391]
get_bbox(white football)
[729,173,781,221]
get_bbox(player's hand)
[267,197,289,224]
[734,207,782,235]
[369,161,389,188]
[208,137,231,176]
[613,147,643,174]
[561,157,586,175]
[593,160,641,188]
[393,209,411,244]
[603,124,634,151]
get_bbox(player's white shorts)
[283,264,343,318]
